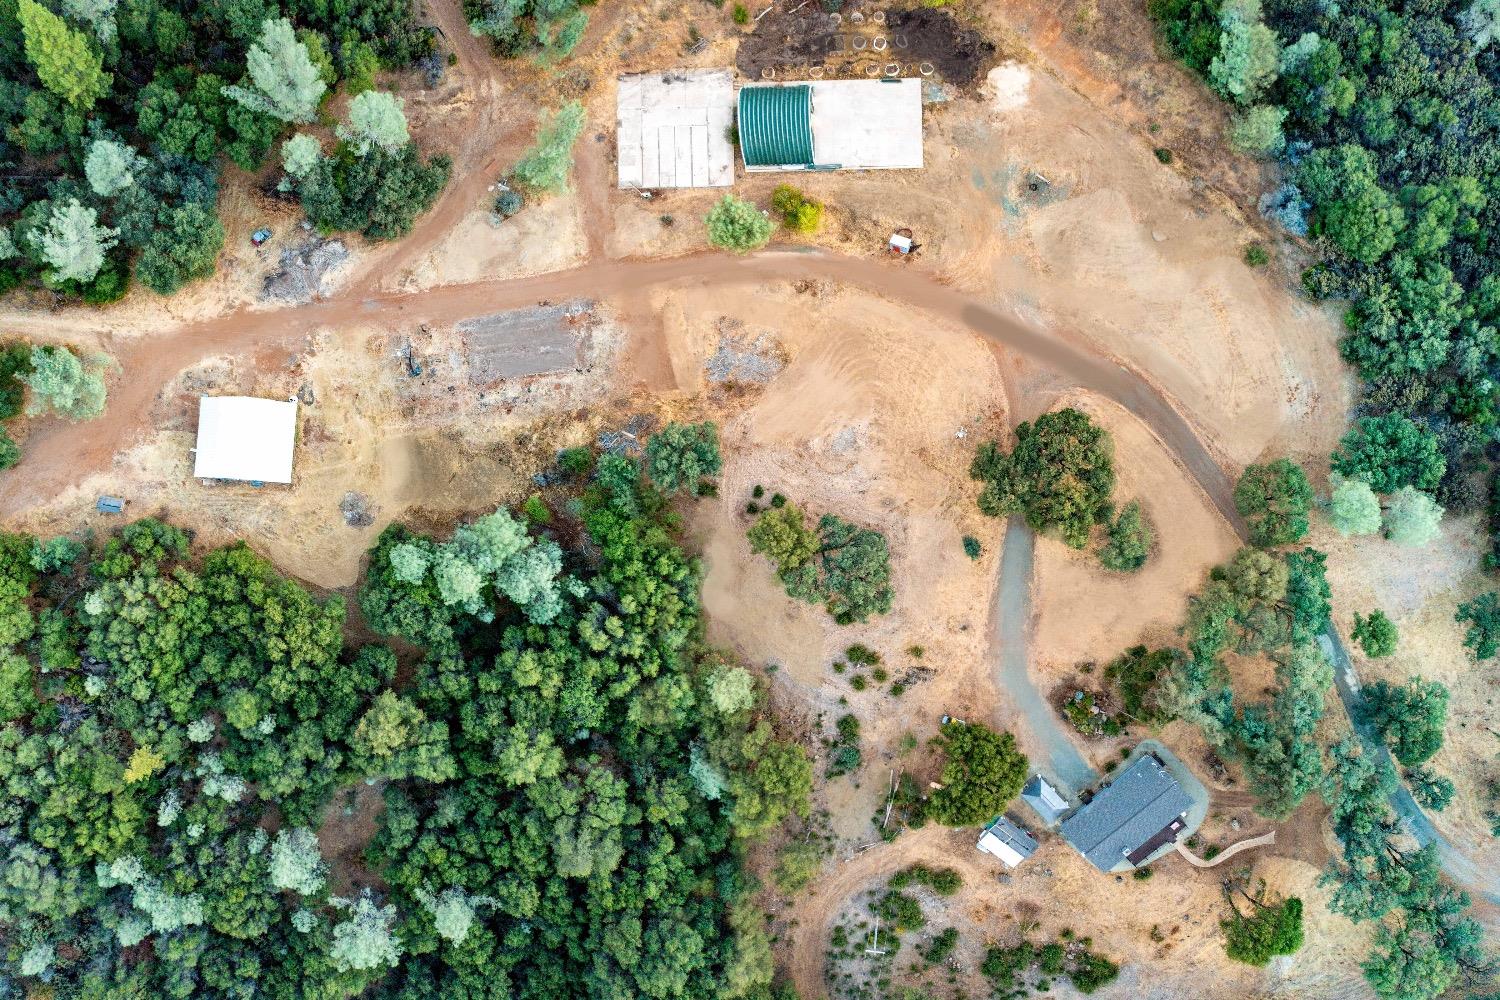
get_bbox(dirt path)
[0,249,1239,523]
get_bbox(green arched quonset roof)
[738,85,814,167]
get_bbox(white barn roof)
[807,78,923,169]
[192,396,298,484]
[616,69,735,189]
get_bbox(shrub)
[496,189,523,216]
[771,183,823,233]
[733,3,749,23]
[874,891,926,931]
[962,535,983,559]
[1099,500,1152,571]
[706,193,773,251]
[845,644,881,666]
[1351,609,1397,657]
[773,839,824,894]
[921,927,959,964]
[1154,147,1174,163]
[1244,243,1269,266]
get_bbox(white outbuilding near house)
[976,816,1038,869]
[192,396,298,484]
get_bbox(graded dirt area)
[676,279,1009,844]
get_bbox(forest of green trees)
[1148,0,1500,549]
[0,0,448,301]
[0,442,811,997]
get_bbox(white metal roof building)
[738,78,924,172]
[192,396,298,484]
[976,816,1038,869]
[616,69,736,189]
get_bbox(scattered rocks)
[704,319,786,385]
[340,492,374,527]
[262,237,350,304]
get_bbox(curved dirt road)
[0,249,1237,523]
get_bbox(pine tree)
[222,18,327,123]
[1328,474,1381,536]
[60,0,118,42]
[337,91,409,155]
[281,134,323,177]
[705,193,773,252]
[84,139,140,196]
[269,827,327,896]
[513,101,585,193]
[330,892,404,972]
[31,199,116,284]
[18,0,111,109]
[18,345,107,421]
[1383,486,1443,547]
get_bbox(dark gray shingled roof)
[1059,754,1192,871]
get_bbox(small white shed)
[976,816,1038,869]
[192,396,298,484]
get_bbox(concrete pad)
[616,69,735,188]
[808,78,923,169]
[458,301,592,384]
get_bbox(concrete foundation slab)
[617,69,735,188]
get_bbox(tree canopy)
[926,721,1028,827]
[645,421,722,495]
[1365,677,1448,768]
[1222,894,1304,966]
[971,408,1116,548]
[1331,415,1445,496]
[1235,458,1314,546]
[0,447,807,996]
[1351,609,1398,658]
[747,502,893,625]
[0,0,440,300]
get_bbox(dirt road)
[784,825,994,998]
[0,249,1239,523]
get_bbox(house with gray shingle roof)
[1060,753,1193,872]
